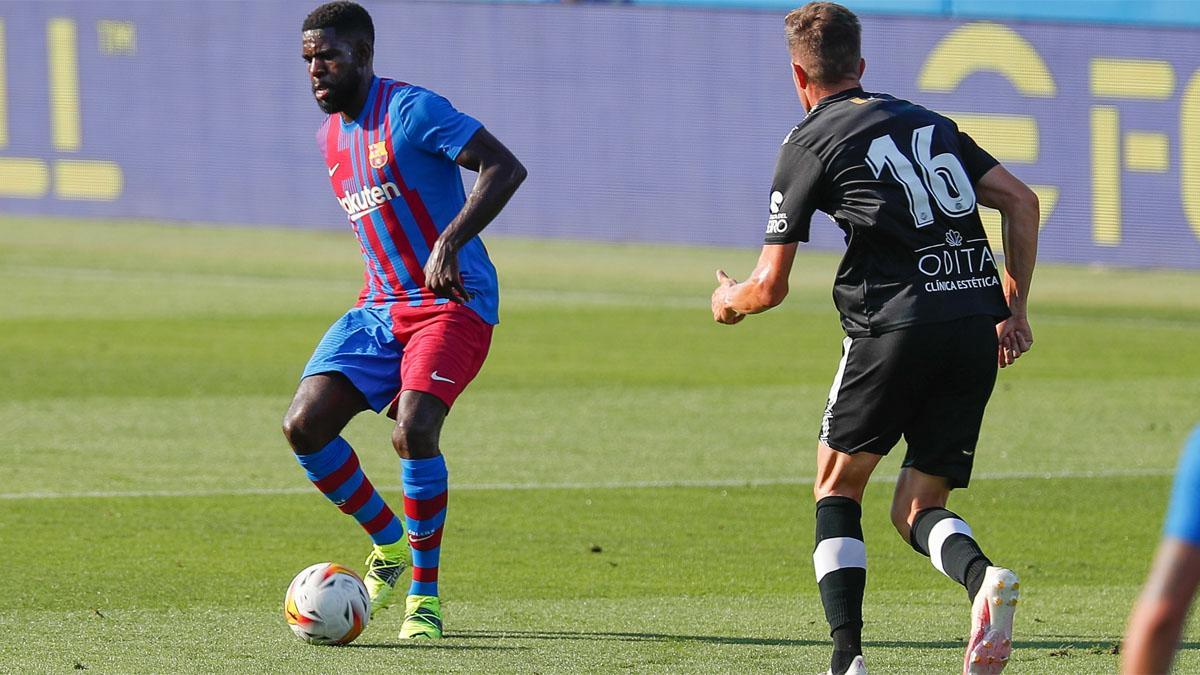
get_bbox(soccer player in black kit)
[710,3,1039,674]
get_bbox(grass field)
[2,217,1199,673]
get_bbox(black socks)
[910,507,992,602]
[814,501,995,673]
[815,496,866,674]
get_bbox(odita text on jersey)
[917,246,998,277]
[924,276,1000,292]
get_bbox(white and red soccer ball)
[284,562,370,645]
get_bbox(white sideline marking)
[0,467,1174,501]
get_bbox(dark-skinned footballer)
[282,1,526,640]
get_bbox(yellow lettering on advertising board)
[47,18,81,152]
[1089,58,1178,245]
[1182,71,1200,240]
[1091,59,1175,100]
[55,160,123,200]
[1091,106,1121,246]
[97,20,135,56]
[0,158,50,197]
[0,17,127,201]
[919,22,1056,97]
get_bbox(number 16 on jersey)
[865,124,977,228]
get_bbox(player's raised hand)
[995,314,1033,368]
[424,242,471,304]
[712,270,745,325]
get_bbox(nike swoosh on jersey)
[347,205,381,221]
[430,371,456,384]
[328,163,339,176]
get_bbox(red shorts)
[387,302,494,414]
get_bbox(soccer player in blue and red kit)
[283,1,526,639]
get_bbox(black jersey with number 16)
[765,87,1011,337]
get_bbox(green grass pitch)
[2,217,1199,672]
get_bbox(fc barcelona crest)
[368,142,388,169]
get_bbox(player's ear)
[792,62,808,89]
[856,58,865,79]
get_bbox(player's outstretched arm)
[424,128,527,302]
[1122,537,1200,674]
[976,165,1039,368]
[710,243,799,324]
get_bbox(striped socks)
[910,507,991,602]
[294,436,405,547]
[402,455,449,597]
[814,496,866,675]
[294,440,451,597]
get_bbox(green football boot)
[398,594,443,639]
[363,544,408,618]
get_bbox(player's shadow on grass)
[454,629,820,646]
[347,642,525,651]
[1012,638,1200,651]
[454,630,1186,653]
[456,630,965,648]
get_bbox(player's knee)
[391,417,440,458]
[282,408,329,455]
[813,479,865,504]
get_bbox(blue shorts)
[301,303,493,413]
[1163,425,1200,544]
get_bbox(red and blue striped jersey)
[318,76,499,324]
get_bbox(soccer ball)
[284,562,371,645]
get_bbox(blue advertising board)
[1,1,1198,268]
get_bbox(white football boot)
[823,655,867,675]
[964,566,1020,674]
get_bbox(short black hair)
[303,1,375,46]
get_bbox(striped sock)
[910,508,992,602]
[814,496,866,675]
[402,455,449,597]
[294,436,404,546]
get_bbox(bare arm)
[975,164,1039,367]
[710,243,799,324]
[1122,537,1200,674]
[423,128,527,303]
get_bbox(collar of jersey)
[339,76,382,131]
[809,86,867,115]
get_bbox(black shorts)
[819,314,999,488]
